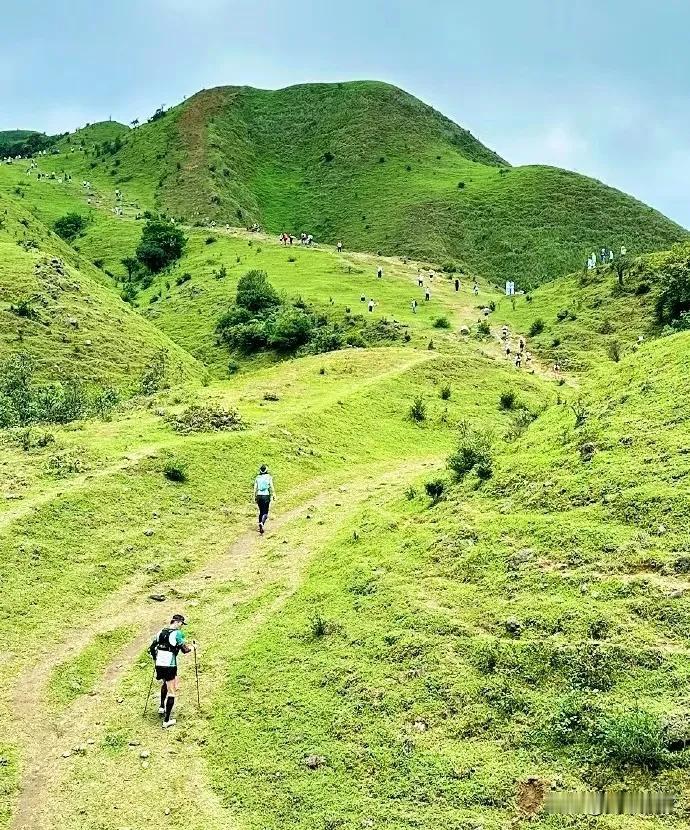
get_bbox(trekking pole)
[143,668,155,716]
[193,640,201,710]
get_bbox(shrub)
[608,340,622,362]
[447,420,494,481]
[457,181,465,189]
[556,308,570,322]
[227,360,240,374]
[433,316,451,329]
[529,318,545,336]
[287,256,296,263]
[322,151,334,163]
[405,486,417,500]
[263,391,279,401]
[476,320,491,336]
[54,212,87,241]
[163,459,188,482]
[442,261,457,273]
[9,299,39,320]
[571,398,589,428]
[505,408,537,441]
[135,219,187,272]
[176,272,192,286]
[235,269,281,314]
[213,265,227,280]
[598,710,668,769]
[599,318,615,334]
[635,282,651,296]
[309,613,330,638]
[656,257,690,325]
[46,448,86,477]
[205,236,217,245]
[167,404,245,433]
[551,337,561,347]
[439,384,451,400]
[139,349,168,395]
[408,396,427,423]
[499,389,517,410]
[424,479,445,503]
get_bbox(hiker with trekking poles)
[146,613,199,728]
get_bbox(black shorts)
[156,666,177,682]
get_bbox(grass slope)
[44,81,689,288]
[0,194,201,387]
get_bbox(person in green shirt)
[149,613,192,728]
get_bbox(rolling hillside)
[3,76,690,830]
[0,195,201,388]
[45,81,688,288]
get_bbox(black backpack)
[149,627,180,660]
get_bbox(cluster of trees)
[217,270,400,356]
[0,131,63,157]
[93,135,123,157]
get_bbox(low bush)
[139,349,169,395]
[205,236,217,245]
[163,458,188,482]
[499,389,517,410]
[529,318,545,336]
[442,261,457,273]
[54,212,87,241]
[448,420,494,481]
[9,299,39,320]
[439,384,451,400]
[608,340,622,362]
[433,316,451,329]
[176,272,192,286]
[167,404,245,433]
[408,396,427,423]
[476,320,491,336]
[0,354,118,427]
[424,479,445,503]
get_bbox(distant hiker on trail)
[149,614,193,729]
[454,278,460,291]
[337,241,343,253]
[519,337,525,352]
[425,288,431,301]
[473,282,479,296]
[411,299,417,313]
[254,464,276,535]
[377,266,383,279]
[621,245,627,256]
[515,353,522,368]
[502,325,509,340]
[368,298,375,312]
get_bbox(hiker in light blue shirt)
[253,464,276,534]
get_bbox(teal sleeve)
[176,630,185,646]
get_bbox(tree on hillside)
[135,219,187,273]
[613,256,629,287]
[656,257,690,326]
[235,270,281,314]
[130,118,139,128]
[54,212,88,242]
[121,256,140,280]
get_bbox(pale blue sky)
[2,0,688,226]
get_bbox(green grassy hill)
[46,81,688,288]
[3,79,690,830]
[0,195,201,388]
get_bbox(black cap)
[171,613,187,624]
